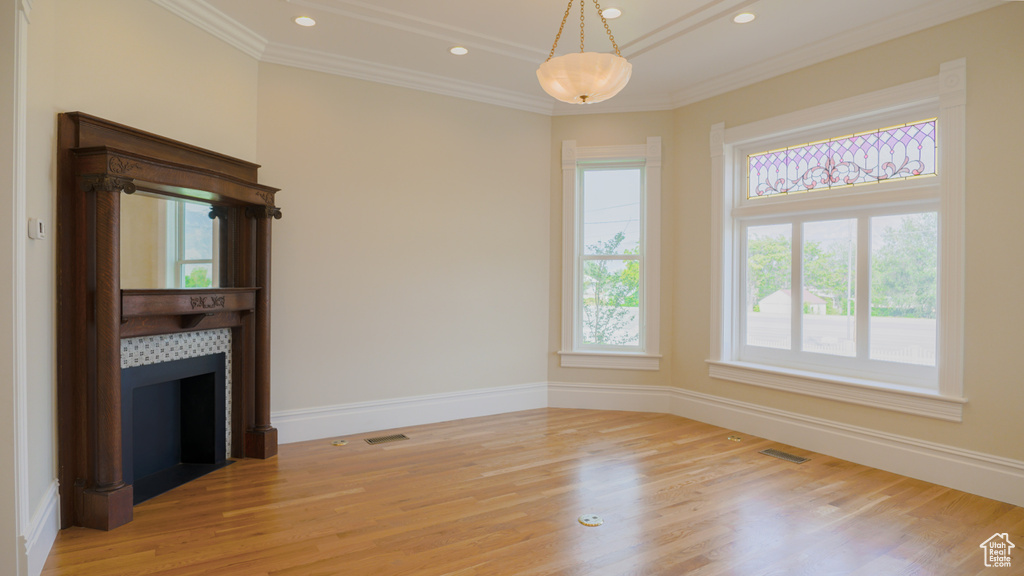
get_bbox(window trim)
[738,206,940,388]
[170,200,219,288]
[708,60,966,420]
[559,138,662,370]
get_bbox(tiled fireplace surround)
[120,329,233,458]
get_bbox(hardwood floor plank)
[42,409,1024,575]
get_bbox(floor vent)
[365,434,409,445]
[759,448,809,464]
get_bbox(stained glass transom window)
[747,119,936,199]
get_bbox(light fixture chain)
[546,0,576,61]
[592,0,622,57]
[580,0,586,53]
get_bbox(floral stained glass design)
[747,119,936,199]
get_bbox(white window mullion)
[856,216,871,360]
[791,221,803,352]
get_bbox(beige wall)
[547,112,675,386]
[257,63,551,411]
[24,0,260,526]
[670,3,1024,461]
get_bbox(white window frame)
[559,138,662,370]
[708,60,967,421]
[169,200,219,288]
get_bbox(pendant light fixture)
[537,0,632,105]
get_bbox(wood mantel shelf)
[121,288,259,336]
[57,112,281,531]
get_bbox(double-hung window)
[559,138,662,370]
[169,200,218,288]
[709,61,966,420]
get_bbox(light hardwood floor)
[42,409,1024,575]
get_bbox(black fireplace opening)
[121,353,233,504]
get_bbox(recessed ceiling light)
[602,7,622,19]
[294,16,316,27]
[449,46,469,56]
[733,12,756,24]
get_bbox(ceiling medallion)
[537,0,632,105]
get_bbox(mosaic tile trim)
[121,329,232,456]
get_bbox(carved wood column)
[79,175,135,530]
[245,205,281,458]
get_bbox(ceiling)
[154,0,1004,115]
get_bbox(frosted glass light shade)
[537,52,632,104]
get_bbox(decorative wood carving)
[108,156,142,175]
[191,295,226,309]
[57,112,281,531]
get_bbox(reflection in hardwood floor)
[42,409,1024,575]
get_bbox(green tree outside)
[746,214,937,319]
[870,213,937,318]
[582,232,640,345]
[184,266,212,288]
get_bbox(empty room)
[1,0,1022,574]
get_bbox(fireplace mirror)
[121,191,230,289]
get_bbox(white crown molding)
[670,0,1003,108]
[261,42,554,115]
[285,0,545,63]
[149,0,268,60]
[150,0,1001,117]
[621,0,759,60]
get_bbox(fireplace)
[57,112,280,530]
[121,352,231,504]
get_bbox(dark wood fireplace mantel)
[57,113,281,531]
[121,288,259,335]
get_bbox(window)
[169,200,218,288]
[709,60,966,420]
[559,138,661,370]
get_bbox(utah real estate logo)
[980,533,1015,568]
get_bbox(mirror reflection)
[121,192,222,289]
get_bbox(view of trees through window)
[180,202,215,288]
[582,232,639,346]
[580,168,641,347]
[746,212,937,366]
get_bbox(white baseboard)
[272,382,549,444]
[275,380,1023,507]
[549,382,1024,508]
[24,480,59,576]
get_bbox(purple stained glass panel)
[747,119,936,199]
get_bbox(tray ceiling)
[154,0,1004,114]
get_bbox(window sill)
[706,360,964,422]
[559,351,661,371]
